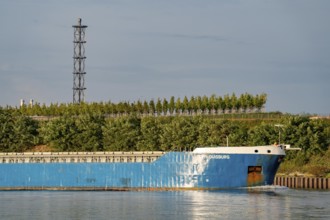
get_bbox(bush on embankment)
[0,107,329,177]
[278,147,330,177]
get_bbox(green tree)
[183,96,189,115]
[11,116,39,151]
[0,110,14,151]
[103,115,141,151]
[159,117,198,151]
[231,93,240,113]
[201,95,209,114]
[162,98,169,116]
[156,98,163,115]
[224,94,232,113]
[247,122,277,146]
[189,96,197,114]
[255,93,267,112]
[168,96,175,115]
[282,116,329,162]
[39,116,79,151]
[218,96,225,113]
[143,100,149,115]
[196,96,202,114]
[0,110,39,152]
[149,100,155,115]
[246,93,254,112]
[137,117,161,151]
[175,97,182,115]
[209,94,218,114]
[239,93,248,113]
[196,117,209,146]
[75,115,105,151]
[208,120,232,146]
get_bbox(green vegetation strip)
[0,106,329,177]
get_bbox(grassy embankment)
[278,148,330,178]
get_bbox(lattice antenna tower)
[72,18,87,104]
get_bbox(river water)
[0,188,329,220]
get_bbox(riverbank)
[277,147,330,178]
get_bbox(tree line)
[6,93,267,116]
[1,108,328,157]
[2,106,329,176]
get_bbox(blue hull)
[0,150,283,190]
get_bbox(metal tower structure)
[72,18,87,104]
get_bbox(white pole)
[275,124,284,145]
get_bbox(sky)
[0,0,329,114]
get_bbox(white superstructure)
[193,145,286,156]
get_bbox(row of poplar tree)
[12,93,267,116]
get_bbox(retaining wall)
[274,176,329,190]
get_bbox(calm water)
[0,188,329,220]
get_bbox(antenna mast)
[72,18,87,104]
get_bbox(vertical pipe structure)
[72,18,87,104]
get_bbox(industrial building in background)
[72,18,87,104]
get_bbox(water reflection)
[0,189,329,220]
[184,189,284,219]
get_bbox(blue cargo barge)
[0,146,285,190]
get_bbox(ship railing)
[0,151,165,164]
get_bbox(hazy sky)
[0,0,329,114]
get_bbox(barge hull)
[0,146,285,190]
